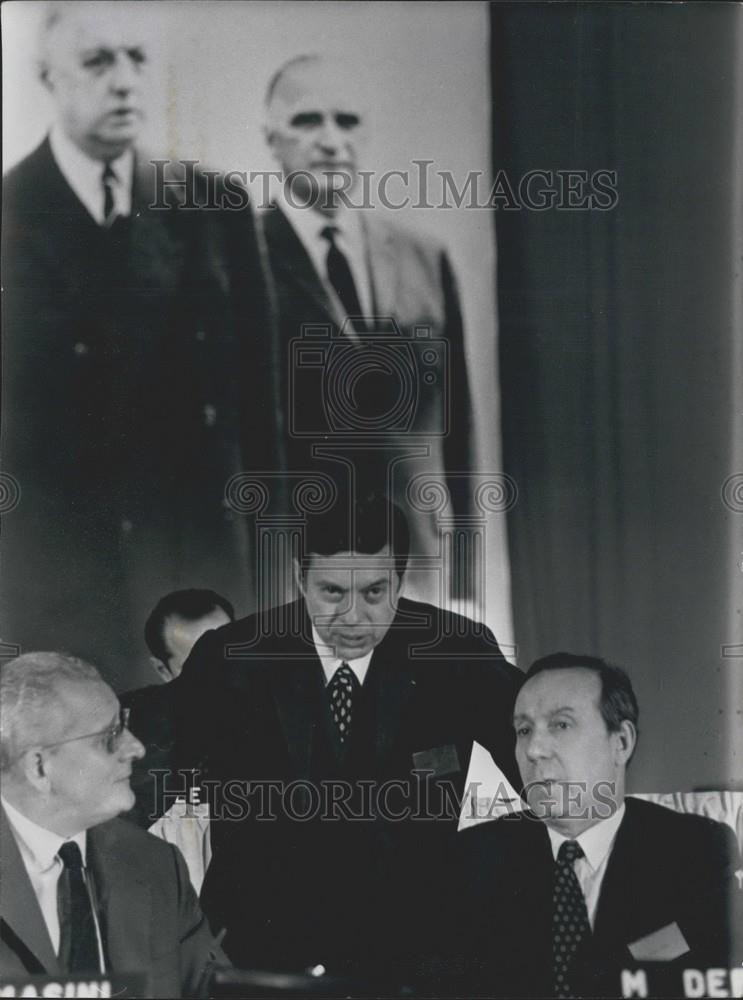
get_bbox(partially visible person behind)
[121,589,234,827]
[432,653,740,997]
[145,589,235,683]
[0,652,226,996]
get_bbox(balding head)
[265,54,370,214]
[38,1,151,160]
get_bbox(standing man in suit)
[260,54,474,607]
[0,651,227,996]
[438,653,740,998]
[122,589,235,827]
[1,2,269,678]
[174,492,521,978]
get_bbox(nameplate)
[620,966,743,998]
[0,973,147,998]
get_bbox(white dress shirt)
[277,188,373,320]
[2,796,105,969]
[546,802,626,928]
[49,124,133,225]
[311,626,374,686]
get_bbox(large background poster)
[2,0,741,799]
[2,0,513,681]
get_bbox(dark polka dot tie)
[327,662,359,743]
[552,839,592,998]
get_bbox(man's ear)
[613,720,637,765]
[21,748,52,793]
[293,557,305,597]
[151,657,172,683]
[37,59,53,92]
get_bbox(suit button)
[203,404,217,427]
[120,519,133,533]
[196,329,206,341]
[74,342,89,356]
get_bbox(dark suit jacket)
[0,806,227,997]
[173,597,521,975]
[259,206,474,597]
[430,797,740,997]
[1,139,272,680]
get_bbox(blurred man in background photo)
[1,1,272,683]
[260,53,475,609]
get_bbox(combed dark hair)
[526,652,640,739]
[144,589,235,666]
[301,492,410,581]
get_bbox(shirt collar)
[2,795,87,872]
[546,801,626,871]
[277,186,362,250]
[311,625,374,686]
[49,124,134,224]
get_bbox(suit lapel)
[362,215,400,319]
[129,154,186,293]
[32,137,101,231]
[0,807,60,974]
[261,206,346,328]
[592,803,643,959]
[367,621,418,761]
[269,607,326,777]
[87,822,151,975]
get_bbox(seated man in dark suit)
[0,652,227,997]
[174,492,522,979]
[122,589,234,827]
[437,653,740,998]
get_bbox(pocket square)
[412,744,460,777]
[628,922,690,961]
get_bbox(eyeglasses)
[42,707,132,755]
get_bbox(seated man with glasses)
[0,651,227,997]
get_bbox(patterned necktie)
[320,225,365,331]
[57,841,101,973]
[102,163,116,226]
[552,840,592,998]
[327,662,360,743]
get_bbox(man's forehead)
[48,7,148,56]
[47,678,117,739]
[270,59,368,118]
[307,548,395,574]
[515,667,601,715]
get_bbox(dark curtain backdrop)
[492,2,742,791]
